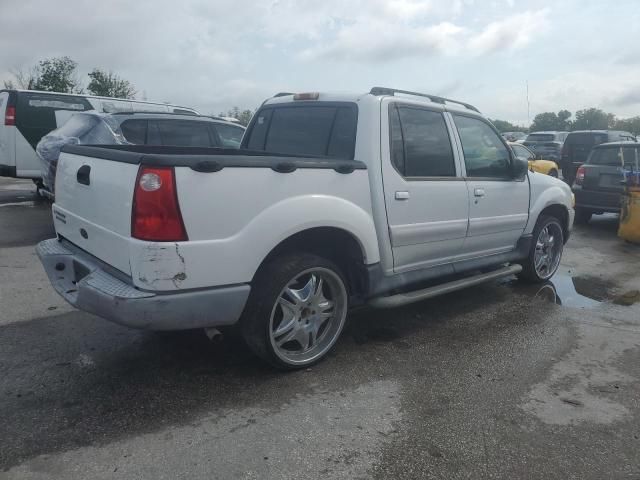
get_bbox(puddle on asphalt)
[502,271,637,309]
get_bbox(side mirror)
[511,157,529,180]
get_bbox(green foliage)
[572,108,615,130]
[530,110,572,132]
[613,116,640,136]
[218,106,254,126]
[490,118,527,133]
[31,56,82,93]
[87,68,136,99]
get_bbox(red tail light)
[4,106,15,126]
[132,166,188,241]
[575,166,586,185]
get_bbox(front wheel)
[548,169,559,178]
[241,253,349,370]
[518,215,564,283]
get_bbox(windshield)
[589,147,639,166]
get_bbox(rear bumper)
[572,187,622,213]
[36,238,250,331]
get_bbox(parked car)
[37,87,573,369]
[571,142,639,223]
[502,131,527,142]
[523,131,568,162]
[36,111,245,197]
[115,112,245,149]
[0,89,198,186]
[560,130,636,185]
[509,142,560,177]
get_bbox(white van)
[0,89,198,183]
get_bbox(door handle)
[395,191,410,200]
[474,188,485,197]
[76,165,91,186]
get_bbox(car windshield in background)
[245,104,358,159]
[526,134,555,142]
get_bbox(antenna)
[526,81,530,126]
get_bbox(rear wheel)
[518,215,564,283]
[574,207,592,224]
[548,169,559,178]
[241,253,349,370]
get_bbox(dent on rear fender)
[135,242,187,289]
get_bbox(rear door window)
[244,104,358,159]
[156,120,214,147]
[120,119,147,144]
[214,123,244,148]
[389,106,456,177]
[589,148,622,166]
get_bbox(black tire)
[574,207,592,224]
[548,169,559,178]
[518,215,564,283]
[241,253,349,370]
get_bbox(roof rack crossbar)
[369,86,479,112]
[110,111,200,116]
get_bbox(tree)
[614,116,640,136]
[557,110,572,130]
[3,66,37,90]
[87,68,136,99]
[529,110,574,132]
[572,108,615,130]
[490,118,526,133]
[218,107,254,126]
[31,56,82,93]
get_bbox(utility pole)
[526,81,530,127]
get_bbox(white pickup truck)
[38,87,574,369]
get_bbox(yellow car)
[509,142,560,177]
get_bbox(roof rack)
[369,87,479,113]
[273,92,295,98]
[109,111,200,117]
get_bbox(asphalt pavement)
[1,177,639,479]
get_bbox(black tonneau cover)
[61,144,367,173]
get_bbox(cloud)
[468,9,550,54]
[299,21,466,62]
[298,8,550,63]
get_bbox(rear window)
[120,119,147,144]
[245,104,358,159]
[589,148,622,166]
[565,132,609,146]
[214,123,244,148]
[155,120,213,147]
[526,134,555,142]
[17,93,92,127]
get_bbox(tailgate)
[53,151,139,274]
[582,165,624,193]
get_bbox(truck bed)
[52,144,376,292]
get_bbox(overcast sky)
[1,0,639,125]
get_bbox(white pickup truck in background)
[37,87,574,369]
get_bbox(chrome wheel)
[534,223,563,280]
[269,267,348,366]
